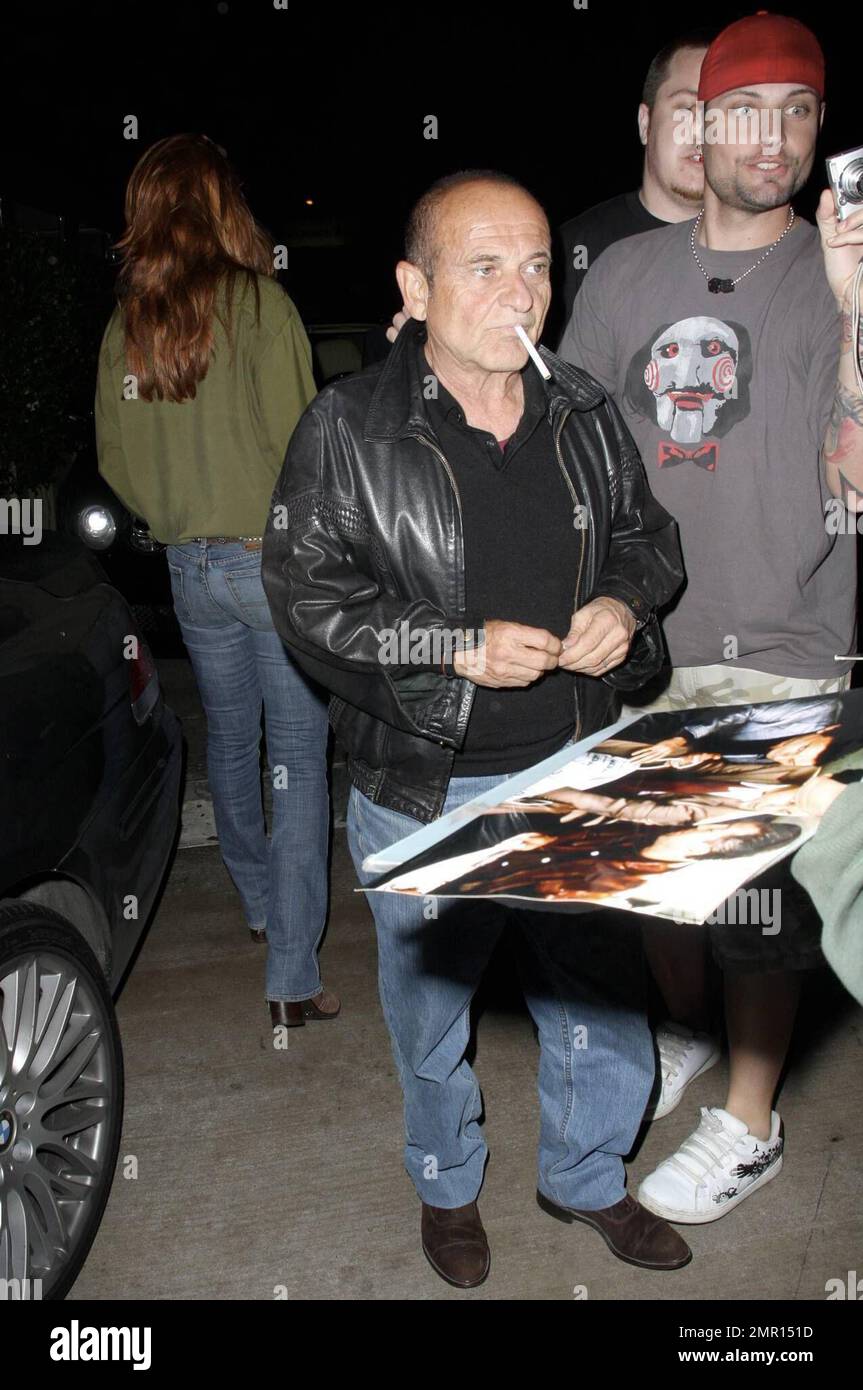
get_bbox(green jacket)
[792,780,863,1006]
[95,274,316,543]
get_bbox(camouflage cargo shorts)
[619,663,852,974]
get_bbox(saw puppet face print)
[648,319,738,440]
[625,317,752,472]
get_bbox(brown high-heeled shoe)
[269,989,341,1028]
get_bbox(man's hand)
[453,619,561,688]
[629,735,689,765]
[546,789,704,826]
[385,306,411,345]
[794,774,846,819]
[770,727,838,768]
[816,189,863,308]
[557,596,637,675]
[758,773,845,819]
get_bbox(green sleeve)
[256,303,317,461]
[94,321,145,518]
[791,781,863,1005]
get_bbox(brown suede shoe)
[421,1201,490,1288]
[537,1190,691,1270]
[269,989,341,1029]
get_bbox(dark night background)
[1,0,856,331]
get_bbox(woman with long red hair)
[96,133,338,1028]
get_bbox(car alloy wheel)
[0,904,123,1300]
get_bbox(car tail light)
[129,637,159,724]
[78,503,117,549]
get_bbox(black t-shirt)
[555,190,666,340]
[419,343,580,777]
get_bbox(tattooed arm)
[817,190,863,510]
[823,297,863,509]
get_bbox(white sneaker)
[638,1107,784,1224]
[646,1021,721,1120]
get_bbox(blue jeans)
[348,775,654,1211]
[167,541,330,1001]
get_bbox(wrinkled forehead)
[653,317,739,352]
[438,188,550,256]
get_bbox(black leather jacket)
[262,319,684,823]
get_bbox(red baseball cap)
[698,11,825,106]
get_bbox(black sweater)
[421,345,581,776]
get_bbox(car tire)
[0,901,124,1301]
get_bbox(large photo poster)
[365,691,863,924]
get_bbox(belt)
[189,536,263,549]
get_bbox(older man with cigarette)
[263,170,685,1288]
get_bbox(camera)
[826,146,863,221]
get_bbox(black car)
[0,532,182,1300]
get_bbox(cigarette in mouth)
[514,323,551,380]
[835,654,863,660]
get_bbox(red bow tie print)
[657,441,718,471]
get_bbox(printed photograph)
[371,692,863,921]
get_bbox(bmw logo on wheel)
[0,1110,14,1152]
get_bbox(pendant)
[708,277,735,294]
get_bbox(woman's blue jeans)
[167,541,330,1002]
[348,776,654,1212]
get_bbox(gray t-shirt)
[560,216,855,679]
